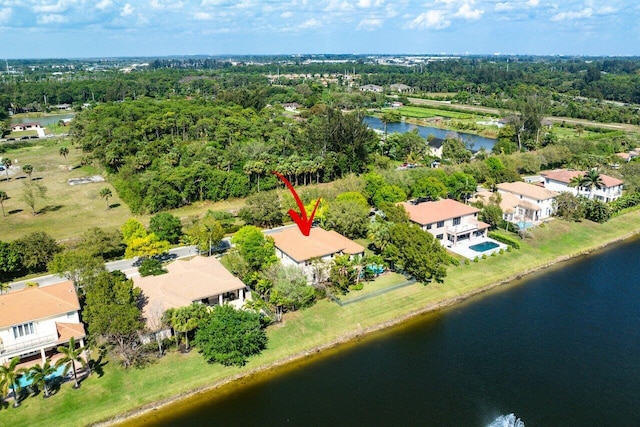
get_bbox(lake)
[11,113,75,126]
[122,237,640,426]
[364,116,496,153]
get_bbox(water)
[469,241,500,252]
[11,114,75,126]
[16,364,66,388]
[123,237,640,426]
[364,116,496,153]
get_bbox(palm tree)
[579,169,604,200]
[99,187,112,210]
[0,357,23,407]
[0,190,8,217]
[27,358,57,398]
[0,282,10,294]
[22,164,33,180]
[2,158,12,181]
[59,146,69,160]
[56,337,86,389]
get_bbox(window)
[437,221,444,228]
[453,217,461,226]
[436,234,444,240]
[426,224,432,230]
[12,322,35,339]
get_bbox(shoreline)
[96,226,640,427]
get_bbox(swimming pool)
[16,364,67,388]
[516,221,534,229]
[469,241,500,253]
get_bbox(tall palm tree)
[99,187,112,210]
[27,358,57,398]
[56,337,86,389]
[579,169,605,200]
[22,164,33,180]
[2,158,12,181]
[0,357,23,407]
[59,146,69,160]
[0,190,7,217]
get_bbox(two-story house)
[270,226,365,284]
[540,169,623,203]
[400,199,489,247]
[496,181,559,222]
[0,281,86,366]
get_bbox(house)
[270,226,365,283]
[496,182,558,222]
[400,199,489,247]
[133,256,250,328]
[390,83,413,93]
[282,102,302,112]
[359,84,383,93]
[540,169,623,203]
[427,137,445,158]
[10,122,41,132]
[0,281,86,365]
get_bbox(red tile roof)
[541,169,623,188]
[0,281,80,328]
[497,181,558,201]
[399,199,479,226]
[270,227,364,263]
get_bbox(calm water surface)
[363,116,496,152]
[126,237,640,426]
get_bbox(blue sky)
[0,0,636,58]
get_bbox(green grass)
[395,106,472,120]
[3,212,640,427]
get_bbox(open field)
[2,211,640,427]
[396,106,473,120]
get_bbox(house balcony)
[0,334,58,357]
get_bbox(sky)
[0,0,638,59]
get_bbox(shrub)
[482,254,487,259]
[464,259,470,265]
[138,257,166,276]
[488,231,521,249]
[473,256,479,263]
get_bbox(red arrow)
[272,171,321,236]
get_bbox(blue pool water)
[16,364,67,388]
[516,221,534,229]
[469,241,500,252]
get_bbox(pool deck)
[446,237,508,260]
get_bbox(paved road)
[8,245,201,291]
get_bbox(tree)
[13,231,61,273]
[124,233,170,259]
[194,305,267,367]
[0,190,7,217]
[584,199,611,223]
[0,357,23,407]
[324,199,370,239]
[264,264,315,311]
[48,249,105,293]
[21,181,47,215]
[2,158,11,181]
[138,257,166,276]
[383,223,449,284]
[56,337,86,389]
[168,303,210,351]
[238,191,283,228]
[82,271,144,368]
[579,169,605,200]
[231,225,277,273]
[99,187,112,210]
[22,164,33,180]
[184,214,224,256]
[442,137,472,164]
[27,358,57,398]
[121,218,147,244]
[411,176,448,200]
[0,282,10,294]
[146,300,167,356]
[328,254,358,293]
[77,227,125,260]
[59,146,69,160]
[149,212,183,244]
[553,192,585,222]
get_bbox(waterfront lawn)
[395,106,472,120]
[3,212,640,426]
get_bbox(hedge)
[488,231,521,249]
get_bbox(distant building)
[389,83,413,93]
[540,169,623,203]
[427,137,445,158]
[359,84,383,93]
[10,122,41,132]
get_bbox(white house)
[390,83,413,93]
[0,281,86,365]
[540,169,623,203]
[427,137,445,158]
[496,181,558,222]
[359,84,383,93]
[400,199,489,247]
[270,226,365,283]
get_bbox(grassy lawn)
[396,106,473,120]
[3,212,640,426]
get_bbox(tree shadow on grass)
[40,204,64,213]
[108,203,121,209]
[8,209,23,215]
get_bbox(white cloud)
[298,18,322,29]
[406,10,451,30]
[121,3,134,16]
[358,0,372,7]
[150,0,184,10]
[454,3,483,20]
[281,11,294,18]
[0,7,12,23]
[37,13,67,24]
[527,0,539,6]
[33,1,70,14]
[551,8,592,21]
[357,17,383,30]
[495,2,513,12]
[193,11,212,20]
[325,0,354,12]
[95,0,113,11]
[597,6,617,15]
